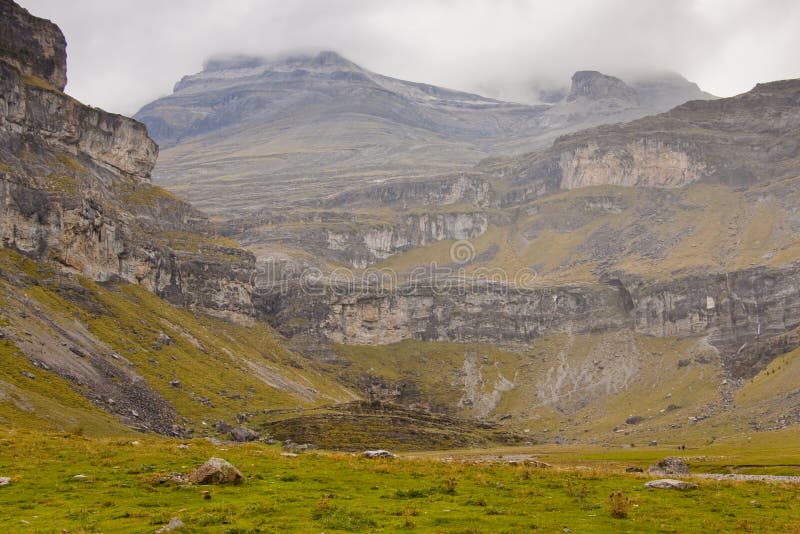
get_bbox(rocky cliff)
[0,0,356,436]
[0,1,256,321]
[508,78,800,194]
[0,0,66,91]
[567,71,640,104]
[261,260,800,381]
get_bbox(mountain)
[246,76,800,439]
[135,52,714,214]
[0,0,357,436]
[3,0,800,448]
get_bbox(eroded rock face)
[325,212,489,267]
[0,0,67,90]
[264,263,800,379]
[0,61,157,180]
[0,1,256,322]
[559,139,707,190]
[567,71,639,104]
[327,173,493,210]
[479,77,800,201]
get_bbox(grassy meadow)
[1,428,799,533]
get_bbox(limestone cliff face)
[319,282,632,345]
[626,264,800,377]
[567,71,639,104]
[0,0,266,434]
[232,208,490,269]
[325,212,489,268]
[0,1,255,321]
[558,139,707,190]
[0,0,67,90]
[0,61,157,180]
[507,78,800,195]
[263,263,800,379]
[327,174,493,210]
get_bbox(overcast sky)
[20,0,800,115]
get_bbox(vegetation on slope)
[0,249,354,435]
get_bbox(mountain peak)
[202,50,360,73]
[567,70,639,103]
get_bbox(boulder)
[188,458,243,485]
[157,332,173,345]
[282,440,314,453]
[155,516,185,532]
[363,449,396,459]
[648,457,689,475]
[0,477,11,486]
[645,479,697,491]
[230,425,258,442]
[214,421,233,433]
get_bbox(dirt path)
[695,473,800,483]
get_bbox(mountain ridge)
[135,50,715,214]
[4,0,800,448]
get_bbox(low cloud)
[20,0,800,115]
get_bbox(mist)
[19,0,800,115]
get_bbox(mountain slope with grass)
[0,0,358,437]
[2,0,800,451]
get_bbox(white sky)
[19,0,800,115]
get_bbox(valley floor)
[1,429,799,533]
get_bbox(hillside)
[0,0,355,437]
[2,0,800,450]
[2,2,800,531]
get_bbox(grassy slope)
[332,332,800,447]
[2,242,796,447]
[364,180,800,283]
[0,249,354,435]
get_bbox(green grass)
[120,183,182,208]
[332,334,731,446]
[22,73,58,92]
[0,429,799,532]
[0,249,353,434]
[55,153,86,174]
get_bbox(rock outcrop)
[567,71,639,104]
[510,78,800,193]
[0,0,67,90]
[263,262,800,379]
[0,0,256,321]
[235,209,489,268]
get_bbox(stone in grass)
[645,479,697,491]
[188,458,243,485]
[155,516,185,532]
[230,425,259,442]
[648,457,689,475]
[363,450,397,459]
[0,477,11,486]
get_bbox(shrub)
[608,490,631,519]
